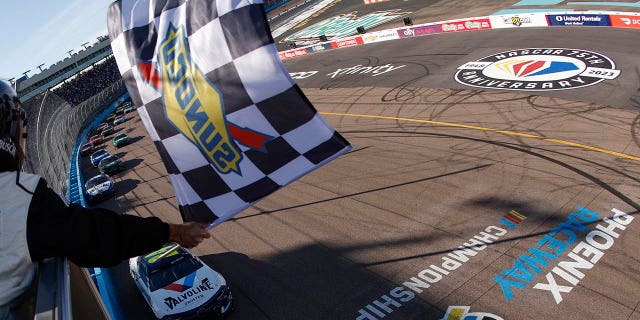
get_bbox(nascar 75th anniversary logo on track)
[455,48,620,91]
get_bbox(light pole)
[68,50,79,70]
[37,64,45,72]
[81,42,89,50]
[22,70,31,79]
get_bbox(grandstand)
[52,57,121,105]
[16,1,293,107]
[16,36,113,103]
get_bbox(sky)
[0,0,116,81]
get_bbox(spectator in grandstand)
[52,57,122,105]
[0,80,211,319]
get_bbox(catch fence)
[21,80,126,195]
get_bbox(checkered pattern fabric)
[107,0,351,226]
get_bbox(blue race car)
[113,115,126,126]
[84,174,115,204]
[90,149,110,167]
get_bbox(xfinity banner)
[547,14,611,26]
[397,24,441,38]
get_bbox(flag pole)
[156,243,181,261]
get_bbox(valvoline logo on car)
[455,48,620,91]
[163,277,217,310]
[163,272,196,293]
[137,24,273,176]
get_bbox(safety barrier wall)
[68,92,129,207]
[278,11,640,60]
[69,92,130,320]
[267,0,316,22]
[264,0,294,13]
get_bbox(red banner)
[331,36,364,49]
[610,14,640,28]
[279,48,309,60]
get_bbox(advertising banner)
[331,36,365,49]
[362,29,400,44]
[547,14,611,26]
[307,43,334,53]
[279,48,309,60]
[610,14,640,28]
[489,13,549,28]
[397,24,441,38]
[440,18,492,32]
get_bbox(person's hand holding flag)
[168,222,211,248]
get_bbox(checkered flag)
[107,0,351,226]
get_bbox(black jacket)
[26,177,169,267]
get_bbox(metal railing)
[34,259,71,320]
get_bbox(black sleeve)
[26,178,170,267]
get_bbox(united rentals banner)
[107,0,351,226]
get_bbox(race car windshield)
[147,256,203,291]
[101,155,118,165]
[86,176,109,188]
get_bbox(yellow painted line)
[509,210,526,220]
[321,112,640,162]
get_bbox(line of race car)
[80,100,134,204]
[78,99,235,319]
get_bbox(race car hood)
[103,160,120,169]
[87,181,113,195]
[92,154,108,163]
[150,268,226,317]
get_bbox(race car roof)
[143,245,190,269]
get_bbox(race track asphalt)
[79,1,640,319]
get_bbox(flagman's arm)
[168,221,210,249]
[26,178,210,267]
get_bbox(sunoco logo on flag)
[139,24,275,175]
[108,0,351,225]
[157,25,243,174]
